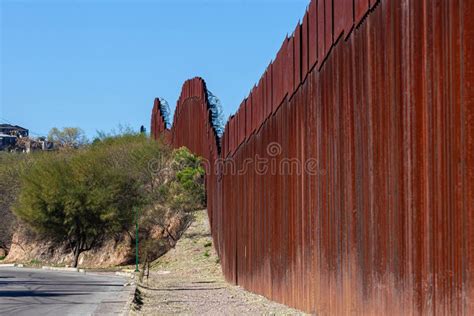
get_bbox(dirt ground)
[130,210,305,315]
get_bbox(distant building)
[0,133,17,151]
[0,124,55,153]
[0,124,29,138]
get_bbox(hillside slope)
[132,210,304,315]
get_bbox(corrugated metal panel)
[355,0,369,25]
[317,0,326,65]
[294,23,302,93]
[333,0,344,39]
[302,13,309,79]
[272,46,283,112]
[250,87,257,134]
[343,0,354,39]
[151,0,474,314]
[308,1,318,71]
[324,0,333,50]
[286,36,294,99]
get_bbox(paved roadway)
[0,267,132,316]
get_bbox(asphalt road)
[0,267,132,316]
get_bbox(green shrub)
[29,259,42,265]
[14,134,167,267]
[11,133,205,268]
[0,152,33,251]
[169,147,206,210]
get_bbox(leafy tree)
[138,147,205,272]
[47,127,87,148]
[0,152,31,252]
[169,148,206,210]
[13,135,165,267]
[94,124,137,142]
[13,132,205,268]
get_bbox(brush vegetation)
[10,133,205,267]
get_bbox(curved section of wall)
[151,0,474,314]
[150,98,171,143]
[151,78,221,239]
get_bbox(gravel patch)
[130,210,304,315]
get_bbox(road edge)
[122,279,137,316]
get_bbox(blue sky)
[1,0,309,138]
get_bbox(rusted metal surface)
[150,98,171,143]
[151,0,474,314]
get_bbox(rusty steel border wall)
[151,0,474,314]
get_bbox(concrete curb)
[42,266,86,273]
[0,263,17,267]
[115,271,136,279]
[0,263,24,268]
[122,282,137,316]
[114,270,139,315]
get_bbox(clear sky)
[1,0,309,138]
